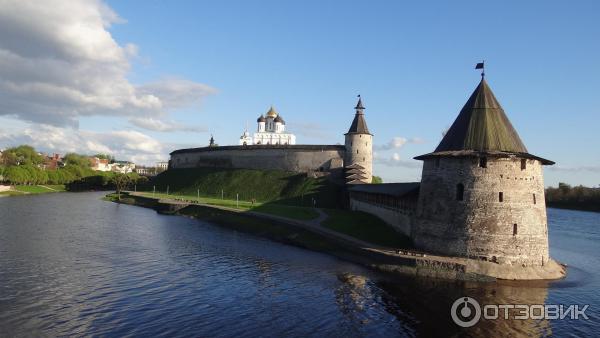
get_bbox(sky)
[0,0,598,187]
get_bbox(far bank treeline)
[0,145,146,191]
[545,183,600,212]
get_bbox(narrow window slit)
[456,183,464,201]
[479,157,487,168]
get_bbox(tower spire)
[355,94,365,112]
[347,95,370,134]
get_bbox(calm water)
[0,192,598,337]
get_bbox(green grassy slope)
[322,209,413,248]
[149,168,342,208]
[12,185,66,194]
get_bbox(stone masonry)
[413,156,549,267]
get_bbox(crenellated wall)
[413,156,549,266]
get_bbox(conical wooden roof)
[435,78,526,153]
[346,97,370,134]
[415,78,554,165]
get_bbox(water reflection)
[0,193,598,337]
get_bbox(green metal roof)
[435,78,527,153]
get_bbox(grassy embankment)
[0,184,66,196]
[105,192,345,251]
[108,168,412,249]
[135,191,320,221]
[146,168,341,208]
[321,209,412,248]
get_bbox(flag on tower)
[475,62,484,69]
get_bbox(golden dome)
[266,105,278,118]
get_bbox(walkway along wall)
[347,183,419,237]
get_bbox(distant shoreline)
[547,202,600,214]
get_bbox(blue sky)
[0,0,598,186]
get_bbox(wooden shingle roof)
[415,78,554,165]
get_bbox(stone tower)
[344,96,373,184]
[413,77,554,267]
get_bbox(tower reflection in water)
[336,272,552,337]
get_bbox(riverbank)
[547,201,600,213]
[107,192,567,282]
[0,184,66,197]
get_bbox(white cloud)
[374,136,424,151]
[0,122,171,164]
[137,78,216,110]
[374,152,421,168]
[0,0,215,128]
[129,117,207,133]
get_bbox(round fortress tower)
[344,96,373,184]
[413,77,554,267]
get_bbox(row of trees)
[0,165,90,185]
[545,183,600,212]
[0,145,143,187]
[0,145,44,166]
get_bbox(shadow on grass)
[320,209,413,248]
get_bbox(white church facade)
[239,106,296,145]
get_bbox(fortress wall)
[413,156,549,266]
[170,145,345,174]
[349,199,413,236]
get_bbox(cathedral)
[239,106,296,145]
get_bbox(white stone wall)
[413,156,549,266]
[344,133,373,183]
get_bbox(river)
[0,192,598,337]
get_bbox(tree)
[63,153,91,168]
[372,176,383,184]
[1,145,43,165]
[112,173,131,200]
[4,166,27,184]
[1,151,18,166]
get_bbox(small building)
[89,157,111,171]
[135,167,156,176]
[156,161,168,171]
[111,161,135,174]
[42,153,64,170]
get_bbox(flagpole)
[481,60,485,78]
